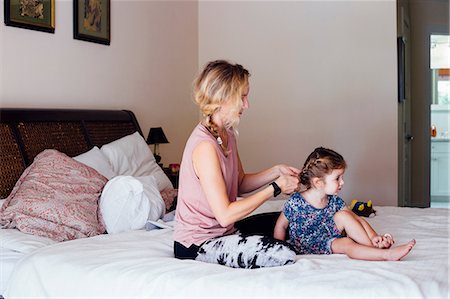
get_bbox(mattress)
[3,203,449,298]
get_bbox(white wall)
[1,0,400,206]
[0,0,199,165]
[199,1,398,205]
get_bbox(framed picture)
[73,0,110,45]
[4,0,55,33]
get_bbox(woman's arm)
[237,151,300,195]
[273,213,289,241]
[193,141,298,227]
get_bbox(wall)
[199,1,398,205]
[0,0,199,166]
[1,1,400,206]
[409,0,449,207]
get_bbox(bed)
[1,109,449,298]
[0,108,143,296]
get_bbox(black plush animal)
[350,200,376,217]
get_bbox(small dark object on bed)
[350,200,376,217]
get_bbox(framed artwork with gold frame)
[73,0,110,45]
[4,0,55,33]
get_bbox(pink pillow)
[0,149,107,241]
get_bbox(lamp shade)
[146,127,169,145]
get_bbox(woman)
[174,60,300,264]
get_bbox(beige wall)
[199,1,398,205]
[1,1,400,206]
[0,0,199,165]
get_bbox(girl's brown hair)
[300,147,346,189]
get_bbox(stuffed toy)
[350,200,376,217]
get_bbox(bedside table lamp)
[146,127,169,164]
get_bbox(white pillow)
[99,175,165,234]
[135,176,165,221]
[73,146,116,179]
[100,176,150,234]
[100,132,173,191]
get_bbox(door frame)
[409,23,449,207]
[398,0,448,207]
[397,3,411,207]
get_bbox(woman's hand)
[274,165,300,194]
[275,175,299,195]
[276,164,301,177]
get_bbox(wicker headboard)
[0,108,143,199]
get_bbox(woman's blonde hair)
[300,147,346,189]
[194,60,250,138]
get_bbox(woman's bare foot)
[384,239,416,261]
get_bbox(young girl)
[274,147,416,261]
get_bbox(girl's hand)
[275,175,299,195]
[371,234,394,248]
[371,236,383,248]
[381,233,395,248]
[276,164,300,177]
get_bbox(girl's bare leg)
[333,210,372,246]
[332,237,416,261]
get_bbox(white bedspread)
[0,229,55,295]
[4,205,450,298]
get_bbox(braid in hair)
[203,114,228,155]
[204,115,220,140]
[300,147,346,189]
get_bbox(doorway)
[430,34,450,208]
[405,0,449,208]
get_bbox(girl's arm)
[273,213,289,241]
[237,150,300,195]
[193,141,298,227]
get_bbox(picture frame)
[73,0,110,45]
[4,0,55,33]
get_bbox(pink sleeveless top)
[174,123,238,247]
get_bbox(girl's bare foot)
[384,239,416,261]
